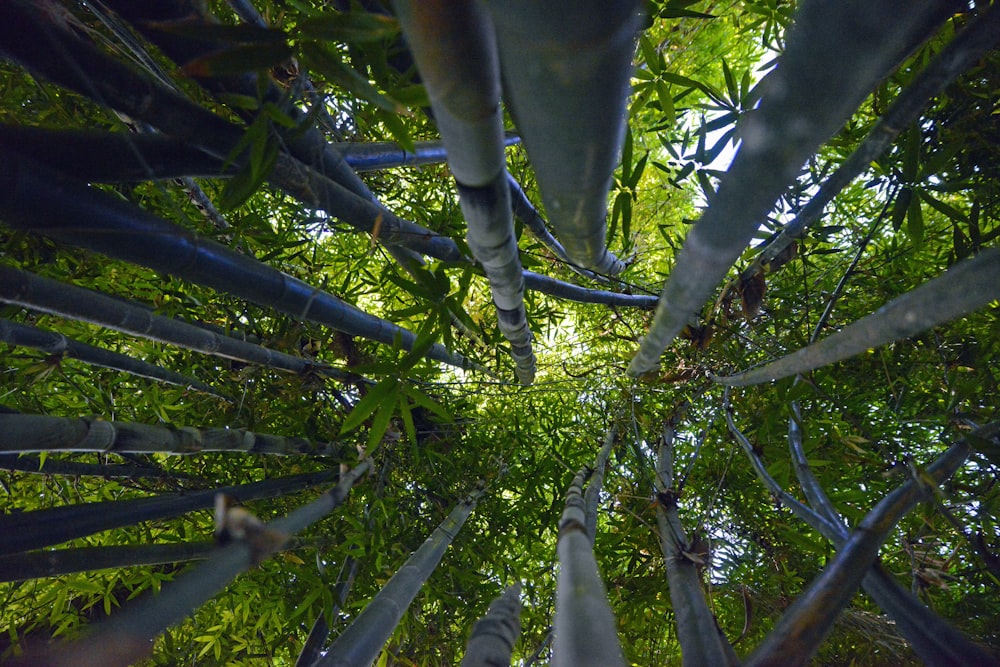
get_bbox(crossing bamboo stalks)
[0,152,477,372]
[0,469,337,556]
[16,461,371,667]
[0,266,362,385]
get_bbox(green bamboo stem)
[0,153,476,372]
[553,468,625,667]
[0,542,214,583]
[317,488,484,667]
[459,583,523,667]
[745,4,1000,278]
[714,248,1000,386]
[584,425,618,543]
[785,403,998,665]
[628,0,954,375]
[0,453,187,480]
[745,428,990,666]
[394,0,536,384]
[0,412,348,457]
[0,318,228,400]
[655,425,738,667]
[20,461,371,667]
[0,469,337,556]
[0,266,364,384]
[486,1,636,275]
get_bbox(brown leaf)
[739,270,766,321]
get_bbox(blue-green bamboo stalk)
[553,468,625,667]
[584,425,618,543]
[338,135,520,172]
[0,318,227,400]
[715,248,1000,386]
[317,488,484,667]
[459,583,522,667]
[393,0,536,384]
[628,0,955,375]
[486,1,638,275]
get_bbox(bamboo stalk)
[486,0,637,275]
[460,583,522,667]
[0,318,228,400]
[628,0,955,375]
[0,542,214,583]
[0,413,349,457]
[0,453,187,480]
[714,248,1000,386]
[0,469,337,556]
[655,424,738,667]
[553,468,624,667]
[584,425,618,543]
[317,488,484,667]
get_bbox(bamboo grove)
[1,0,999,665]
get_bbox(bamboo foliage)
[15,460,371,667]
[715,248,1000,385]
[0,413,349,457]
[317,487,484,667]
[393,0,536,384]
[0,318,228,400]
[460,583,523,667]
[553,468,625,667]
[628,0,955,375]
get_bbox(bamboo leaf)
[339,379,399,435]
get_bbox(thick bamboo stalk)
[0,413,348,457]
[553,469,624,667]
[317,488,483,667]
[460,583,522,667]
[0,542,214,583]
[0,469,337,556]
[715,248,1000,385]
[338,135,519,172]
[486,1,637,275]
[745,4,1000,278]
[0,152,476,372]
[0,266,360,384]
[15,461,371,667]
[393,0,536,384]
[628,0,955,375]
[655,425,738,667]
[0,318,227,400]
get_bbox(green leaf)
[297,12,400,43]
[907,191,925,247]
[339,378,399,435]
[366,399,396,454]
[182,43,295,77]
[401,384,452,423]
[300,42,406,115]
[655,81,675,126]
